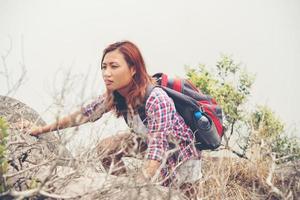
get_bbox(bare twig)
[0,188,86,199]
[4,158,55,179]
[0,36,27,96]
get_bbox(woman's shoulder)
[145,87,173,108]
[148,87,168,100]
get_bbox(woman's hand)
[29,126,44,137]
[135,160,161,184]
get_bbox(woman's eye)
[112,65,119,68]
[101,65,106,70]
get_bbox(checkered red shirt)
[145,88,200,184]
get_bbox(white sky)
[0,0,300,137]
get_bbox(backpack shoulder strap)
[123,84,156,125]
[137,84,157,125]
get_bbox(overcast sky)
[1,0,300,137]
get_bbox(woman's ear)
[130,67,136,77]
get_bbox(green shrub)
[272,134,300,163]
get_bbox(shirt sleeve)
[81,95,106,122]
[145,88,175,161]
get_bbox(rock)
[0,95,73,191]
[0,96,46,125]
[0,95,56,151]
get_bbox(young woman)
[29,41,202,188]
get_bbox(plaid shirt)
[145,88,200,184]
[82,88,201,185]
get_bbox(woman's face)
[101,49,136,93]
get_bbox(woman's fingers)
[29,127,42,137]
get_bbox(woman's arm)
[30,110,90,136]
[29,94,106,136]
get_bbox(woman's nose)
[102,68,112,77]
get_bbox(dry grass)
[194,153,299,200]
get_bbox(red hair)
[101,41,154,116]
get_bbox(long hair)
[101,41,154,117]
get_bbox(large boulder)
[0,95,60,152]
[0,95,73,192]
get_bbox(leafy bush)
[272,134,300,163]
[250,105,284,139]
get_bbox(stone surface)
[1,95,73,191]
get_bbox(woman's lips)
[104,80,113,85]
